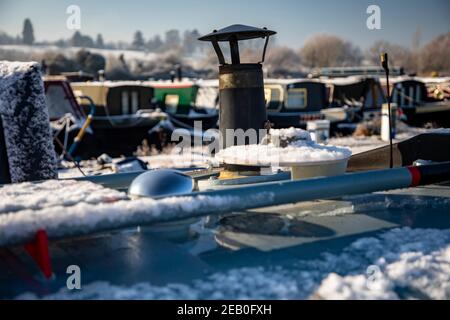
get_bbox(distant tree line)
[0,19,206,56]
[1,19,449,77]
[237,32,450,77]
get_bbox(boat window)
[415,85,421,102]
[131,91,139,113]
[286,88,308,109]
[45,84,78,120]
[121,91,129,114]
[265,86,283,110]
[164,94,179,114]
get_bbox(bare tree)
[411,27,422,73]
[420,31,450,76]
[75,49,106,74]
[105,55,132,80]
[265,46,302,76]
[300,34,362,68]
[182,29,201,54]
[367,40,414,71]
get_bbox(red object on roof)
[24,230,53,279]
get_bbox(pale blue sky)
[0,0,449,48]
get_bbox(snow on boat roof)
[196,79,219,87]
[216,128,351,166]
[0,179,270,247]
[265,78,324,85]
[320,75,376,85]
[383,75,450,83]
[17,227,450,300]
[70,80,149,87]
[0,180,127,214]
[145,79,196,88]
[216,144,352,167]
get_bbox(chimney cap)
[199,24,276,42]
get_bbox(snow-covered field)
[16,227,450,300]
[0,45,159,62]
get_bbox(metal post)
[230,38,240,64]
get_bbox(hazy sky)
[1,0,449,49]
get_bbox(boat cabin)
[149,82,199,115]
[387,78,450,127]
[70,81,155,116]
[264,80,326,128]
[390,79,430,107]
[326,77,386,110]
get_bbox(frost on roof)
[0,61,57,183]
[17,228,450,300]
[0,179,267,246]
[0,179,127,214]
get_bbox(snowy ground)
[0,45,158,63]
[16,227,450,300]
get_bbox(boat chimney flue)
[199,25,276,150]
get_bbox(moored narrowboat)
[264,79,325,128]
[46,79,167,158]
[385,77,450,127]
[148,81,219,130]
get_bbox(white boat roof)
[71,80,148,87]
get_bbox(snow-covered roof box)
[0,61,57,183]
[216,128,351,179]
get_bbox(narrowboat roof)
[70,80,149,88]
[320,75,379,86]
[146,80,196,89]
[381,76,450,85]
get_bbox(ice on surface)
[16,227,450,300]
[216,128,351,166]
[0,61,57,183]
